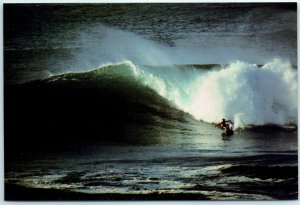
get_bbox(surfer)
[215,118,233,132]
[216,118,234,136]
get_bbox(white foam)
[199,190,274,200]
[132,58,297,128]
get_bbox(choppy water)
[5,130,298,200]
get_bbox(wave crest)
[45,58,297,129]
[123,59,297,129]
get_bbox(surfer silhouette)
[216,118,233,131]
[216,118,234,136]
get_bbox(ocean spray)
[124,59,297,128]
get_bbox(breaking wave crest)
[44,58,297,129]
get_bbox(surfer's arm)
[215,122,221,127]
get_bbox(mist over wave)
[5,23,297,84]
[59,25,297,129]
[58,27,297,129]
[67,25,296,74]
[108,59,297,128]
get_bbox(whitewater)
[86,59,297,129]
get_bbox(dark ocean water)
[4,3,298,200]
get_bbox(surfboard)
[225,129,234,136]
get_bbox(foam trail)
[133,59,297,128]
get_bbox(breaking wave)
[47,58,297,129]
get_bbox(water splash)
[127,59,297,128]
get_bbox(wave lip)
[131,59,297,129]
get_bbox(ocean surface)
[4,3,298,200]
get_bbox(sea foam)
[131,59,297,128]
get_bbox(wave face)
[86,59,297,129]
[6,59,297,145]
